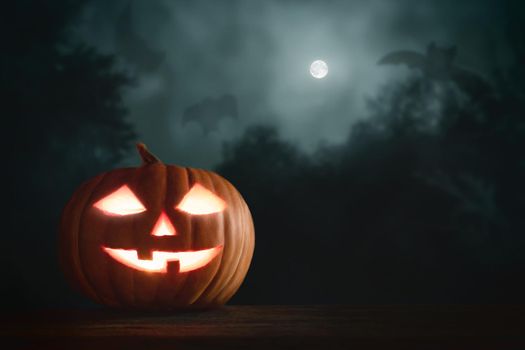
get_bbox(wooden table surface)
[3,305,525,349]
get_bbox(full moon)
[310,60,328,79]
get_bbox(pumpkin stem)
[136,143,162,164]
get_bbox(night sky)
[3,0,525,309]
[75,0,513,167]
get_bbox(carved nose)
[151,212,177,236]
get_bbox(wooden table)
[3,305,525,349]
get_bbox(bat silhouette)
[182,94,239,134]
[116,2,165,73]
[378,42,491,97]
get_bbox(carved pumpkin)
[59,143,255,310]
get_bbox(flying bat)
[378,42,491,97]
[182,94,239,134]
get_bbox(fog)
[75,0,509,167]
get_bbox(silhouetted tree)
[2,0,135,308]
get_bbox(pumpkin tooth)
[137,248,153,260]
[166,260,181,275]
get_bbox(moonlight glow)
[310,60,328,79]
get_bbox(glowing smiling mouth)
[103,246,223,273]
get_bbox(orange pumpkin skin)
[59,144,255,310]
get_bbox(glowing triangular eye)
[93,185,146,216]
[176,184,226,215]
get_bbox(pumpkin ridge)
[150,165,169,307]
[151,162,169,307]
[60,175,104,304]
[213,190,246,302]
[180,166,194,304]
[206,178,247,303]
[178,167,204,305]
[188,169,226,305]
[194,171,236,304]
[100,171,139,307]
[148,163,169,308]
[131,163,167,308]
[141,163,168,306]
[166,166,192,306]
[228,184,255,300]
[128,169,140,307]
[76,172,112,305]
[216,194,254,303]
[214,178,254,303]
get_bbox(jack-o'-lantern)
[59,143,255,310]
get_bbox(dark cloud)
[182,94,238,134]
[74,0,515,167]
